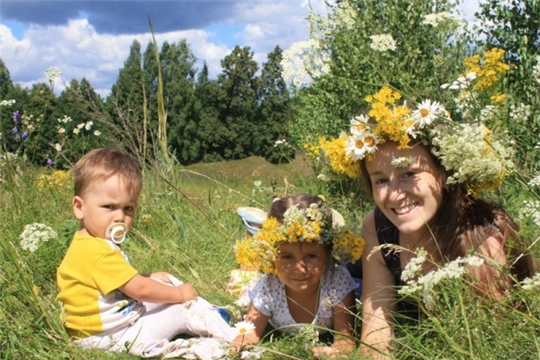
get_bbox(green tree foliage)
[160,40,201,164]
[216,46,259,160]
[51,78,108,167]
[287,0,466,145]
[475,0,540,171]
[107,40,147,157]
[142,40,160,154]
[255,46,294,164]
[0,58,13,99]
[19,83,57,165]
[196,62,225,162]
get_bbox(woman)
[321,87,536,358]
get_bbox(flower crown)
[320,86,513,195]
[235,203,366,274]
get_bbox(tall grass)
[2,152,539,359]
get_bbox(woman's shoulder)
[361,209,378,245]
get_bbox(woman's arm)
[232,302,270,350]
[471,235,508,299]
[312,290,357,358]
[360,211,397,359]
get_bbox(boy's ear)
[72,196,84,220]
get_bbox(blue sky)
[0,0,480,98]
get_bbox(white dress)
[249,264,356,333]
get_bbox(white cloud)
[1,0,480,99]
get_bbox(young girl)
[234,195,366,358]
[320,87,537,358]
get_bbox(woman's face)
[365,142,445,241]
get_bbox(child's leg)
[119,299,237,344]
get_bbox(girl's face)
[365,142,445,241]
[275,242,329,295]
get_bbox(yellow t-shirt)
[56,232,144,338]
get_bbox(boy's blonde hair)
[72,148,142,196]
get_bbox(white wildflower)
[411,99,445,128]
[441,72,476,90]
[430,123,513,189]
[509,103,531,123]
[0,99,16,107]
[333,1,356,30]
[85,121,93,130]
[94,130,101,136]
[422,12,466,28]
[391,156,418,168]
[350,114,369,135]
[399,255,484,296]
[73,128,80,135]
[521,272,540,291]
[45,67,62,85]
[58,115,72,124]
[529,175,540,187]
[518,200,540,226]
[533,56,540,84]
[234,321,256,336]
[58,127,66,134]
[77,123,85,129]
[369,34,397,52]
[19,223,58,252]
[54,143,62,152]
[281,39,331,87]
[240,348,264,360]
[401,248,427,281]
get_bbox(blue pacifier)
[106,223,128,244]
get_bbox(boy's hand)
[177,283,198,303]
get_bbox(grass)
[1,153,540,359]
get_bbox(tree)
[475,0,540,171]
[196,62,225,162]
[20,83,57,165]
[286,0,467,145]
[0,58,13,100]
[215,46,259,160]
[160,40,200,164]
[52,78,108,166]
[255,46,294,163]
[107,40,147,158]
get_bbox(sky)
[0,0,481,99]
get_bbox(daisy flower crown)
[320,86,513,195]
[235,203,366,274]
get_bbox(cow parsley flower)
[369,34,397,52]
[521,272,540,291]
[19,223,58,252]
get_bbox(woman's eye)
[103,205,113,209]
[374,178,388,185]
[306,254,318,260]
[279,255,293,260]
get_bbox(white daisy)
[345,133,379,161]
[391,156,417,168]
[234,320,256,336]
[411,99,444,128]
[350,114,369,135]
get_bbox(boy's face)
[72,174,139,240]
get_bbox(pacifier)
[105,223,128,244]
